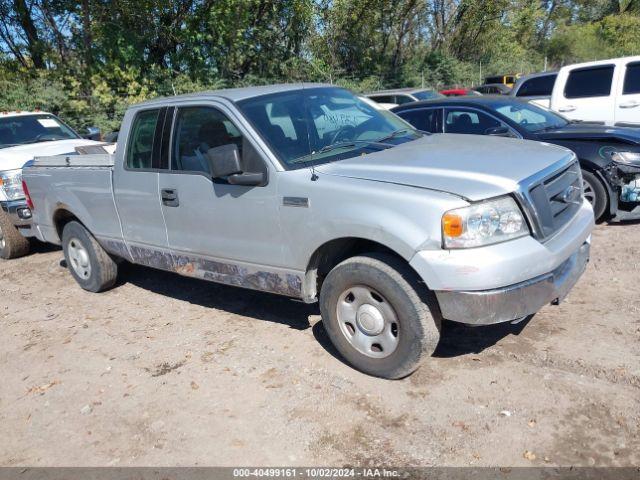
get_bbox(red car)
[440,88,481,97]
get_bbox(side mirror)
[82,126,101,141]
[207,144,242,178]
[206,144,266,187]
[485,126,514,137]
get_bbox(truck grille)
[522,160,583,240]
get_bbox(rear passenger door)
[157,103,286,274]
[615,60,640,127]
[555,64,617,124]
[396,108,442,133]
[113,107,172,264]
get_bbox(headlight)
[612,151,640,165]
[0,169,25,201]
[442,196,530,249]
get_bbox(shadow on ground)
[114,262,533,364]
[433,316,532,357]
[119,262,316,331]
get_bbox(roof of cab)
[133,83,333,108]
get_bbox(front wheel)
[581,170,608,222]
[0,210,30,259]
[62,221,118,292]
[319,253,441,379]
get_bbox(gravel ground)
[0,223,638,467]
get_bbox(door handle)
[619,101,639,109]
[558,106,576,112]
[161,188,179,207]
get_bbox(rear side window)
[369,95,394,104]
[564,66,614,99]
[444,108,502,135]
[623,62,640,95]
[516,75,556,97]
[126,109,160,169]
[394,95,414,105]
[397,109,438,132]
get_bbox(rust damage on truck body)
[100,239,303,298]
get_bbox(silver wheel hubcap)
[583,179,596,205]
[67,237,91,279]
[0,224,5,250]
[336,285,399,358]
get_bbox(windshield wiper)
[290,140,393,164]
[20,138,59,145]
[374,128,417,143]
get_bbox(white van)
[551,56,640,127]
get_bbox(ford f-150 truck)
[0,110,102,259]
[22,85,594,378]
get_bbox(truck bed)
[23,153,121,246]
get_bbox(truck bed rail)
[31,153,115,168]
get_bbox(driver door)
[157,103,287,280]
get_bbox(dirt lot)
[0,223,638,467]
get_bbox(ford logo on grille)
[554,185,582,205]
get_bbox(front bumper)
[0,199,34,235]
[435,241,590,325]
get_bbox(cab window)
[126,109,160,169]
[516,74,556,97]
[171,106,243,174]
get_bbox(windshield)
[0,114,79,149]
[412,90,444,101]
[492,101,568,133]
[237,87,421,167]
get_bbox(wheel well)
[53,209,81,241]
[303,238,407,302]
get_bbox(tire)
[61,221,118,292]
[582,170,608,222]
[319,253,441,379]
[0,210,30,259]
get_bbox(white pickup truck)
[0,111,102,258]
[551,56,640,127]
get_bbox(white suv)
[551,56,640,127]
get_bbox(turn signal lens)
[442,213,463,237]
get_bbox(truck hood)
[316,134,574,201]
[0,139,102,171]
[535,123,640,145]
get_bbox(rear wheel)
[62,221,118,292]
[319,253,441,379]
[582,170,608,221]
[0,210,30,259]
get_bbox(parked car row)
[368,56,640,129]
[1,84,596,380]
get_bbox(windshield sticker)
[37,118,61,128]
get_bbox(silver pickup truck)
[21,84,594,379]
